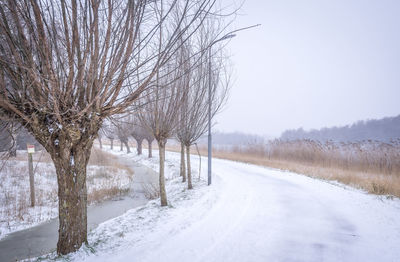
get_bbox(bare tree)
[131,120,148,155]
[138,52,188,206]
[177,30,230,189]
[102,121,117,150]
[0,0,220,254]
[144,130,155,158]
[113,116,131,153]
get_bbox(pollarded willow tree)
[138,60,188,206]
[0,0,223,254]
[110,115,132,153]
[144,128,155,158]
[101,120,117,150]
[177,55,229,189]
[131,118,149,155]
[177,24,230,189]
[137,23,193,205]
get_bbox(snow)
[34,148,400,262]
[70,155,75,166]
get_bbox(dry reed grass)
[88,187,130,204]
[89,147,134,174]
[141,182,160,200]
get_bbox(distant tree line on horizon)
[280,115,400,143]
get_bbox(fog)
[215,0,400,137]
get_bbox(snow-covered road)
[66,151,400,262]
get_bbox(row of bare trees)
[100,116,154,156]
[0,0,235,255]
[136,24,229,206]
[105,28,229,208]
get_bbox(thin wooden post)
[27,145,35,207]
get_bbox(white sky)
[215,0,400,137]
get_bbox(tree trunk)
[186,145,192,189]
[180,142,186,182]
[120,140,123,151]
[9,127,17,157]
[123,140,131,153]
[110,139,114,150]
[158,140,168,206]
[50,142,91,255]
[137,139,143,155]
[148,140,152,158]
[10,144,17,157]
[98,137,102,149]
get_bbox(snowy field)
[31,147,400,262]
[0,151,133,239]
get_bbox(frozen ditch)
[0,159,158,262]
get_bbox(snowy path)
[82,155,400,262]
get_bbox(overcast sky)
[215,0,400,137]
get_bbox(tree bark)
[50,140,92,255]
[158,140,168,206]
[186,145,192,189]
[110,139,114,150]
[148,140,152,158]
[120,140,123,151]
[123,140,131,153]
[180,142,186,182]
[137,139,143,155]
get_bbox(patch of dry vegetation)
[89,147,134,174]
[141,182,160,200]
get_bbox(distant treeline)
[280,115,400,143]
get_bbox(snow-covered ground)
[33,148,400,262]
[0,151,133,239]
